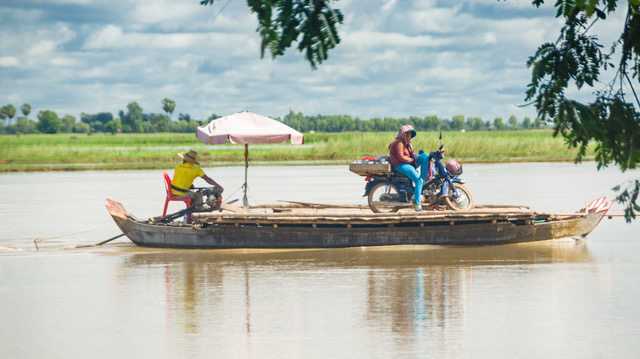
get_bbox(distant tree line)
[281,111,546,132]
[0,99,216,135]
[0,100,546,135]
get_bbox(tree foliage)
[201,0,344,68]
[4,105,16,125]
[0,104,16,126]
[150,114,170,132]
[20,103,31,117]
[37,110,62,134]
[525,0,640,221]
[2,103,546,157]
[81,112,113,133]
[279,111,532,133]
[119,102,144,133]
[61,115,76,133]
[162,98,176,119]
[0,102,210,134]
[15,118,38,134]
[493,117,507,131]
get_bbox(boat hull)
[109,210,606,249]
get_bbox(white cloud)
[483,32,497,45]
[27,40,58,56]
[50,57,82,67]
[345,31,450,51]
[381,0,397,12]
[22,23,76,60]
[77,67,111,79]
[0,57,20,67]
[48,0,93,4]
[406,6,467,34]
[84,24,124,49]
[84,24,256,57]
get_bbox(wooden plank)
[194,212,536,221]
[220,203,250,213]
[277,200,369,209]
[189,203,593,228]
[193,212,544,226]
[474,204,530,210]
[250,203,305,209]
[194,209,538,220]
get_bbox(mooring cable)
[33,225,112,251]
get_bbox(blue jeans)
[394,153,429,205]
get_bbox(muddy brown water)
[1,163,639,358]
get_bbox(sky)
[0,0,624,123]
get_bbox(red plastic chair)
[163,171,191,222]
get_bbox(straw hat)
[178,150,200,165]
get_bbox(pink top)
[389,125,416,168]
[389,139,415,168]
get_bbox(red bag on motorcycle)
[445,160,463,176]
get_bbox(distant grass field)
[0,130,590,172]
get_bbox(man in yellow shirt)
[171,150,224,209]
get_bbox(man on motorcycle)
[389,125,429,211]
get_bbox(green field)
[0,130,591,172]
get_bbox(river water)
[1,163,639,358]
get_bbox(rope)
[226,186,242,198]
[33,225,112,251]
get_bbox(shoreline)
[0,157,590,173]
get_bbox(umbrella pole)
[243,144,249,209]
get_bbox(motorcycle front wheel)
[444,183,474,211]
[368,182,402,213]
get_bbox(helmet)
[445,160,462,176]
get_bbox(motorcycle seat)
[392,170,413,183]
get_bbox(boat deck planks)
[191,203,587,226]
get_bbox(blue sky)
[0,0,619,122]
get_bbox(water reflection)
[118,240,594,349]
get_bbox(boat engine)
[202,186,223,211]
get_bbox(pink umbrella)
[196,110,304,208]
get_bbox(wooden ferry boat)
[105,197,612,249]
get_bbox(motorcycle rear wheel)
[444,183,474,211]
[368,182,402,213]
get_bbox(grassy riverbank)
[0,130,590,172]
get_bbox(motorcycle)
[364,145,473,213]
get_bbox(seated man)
[171,150,223,209]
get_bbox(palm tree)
[162,98,176,120]
[21,103,31,118]
[5,104,16,126]
[0,107,6,128]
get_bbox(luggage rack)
[348,162,392,176]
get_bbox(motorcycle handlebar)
[420,145,445,159]
[431,146,445,159]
